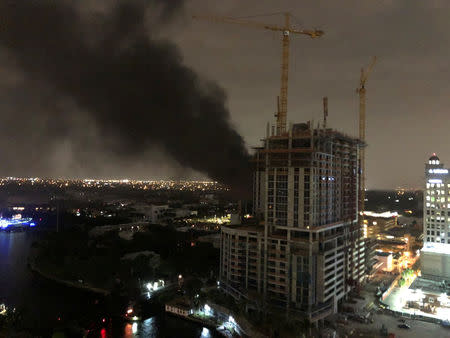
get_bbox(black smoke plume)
[0,0,251,195]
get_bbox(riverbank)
[28,253,110,296]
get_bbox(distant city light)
[0,177,229,192]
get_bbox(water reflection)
[141,317,158,337]
[201,327,211,337]
[1,232,222,337]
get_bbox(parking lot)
[333,274,449,337]
[346,313,449,337]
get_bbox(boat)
[123,302,141,322]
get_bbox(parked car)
[398,319,406,323]
[398,324,410,329]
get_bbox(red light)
[57,317,61,321]
[100,328,107,338]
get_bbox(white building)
[132,203,169,223]
[375,252,393,272]
[422,154,450,279]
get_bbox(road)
[348,313,449,337]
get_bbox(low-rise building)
[362,211,398,239]
[196,233,221,249]
[88,222,148,237]
[375,252,393,272]
[165,298,193,317]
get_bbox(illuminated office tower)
[422,154,450,279]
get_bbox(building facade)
[220,122,365,323]
[422,154,450,279]
[362,211,398,239]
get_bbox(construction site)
[194,12,376,326]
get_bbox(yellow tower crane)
[193,13,323,135]
[357,56,376,222]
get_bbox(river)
[0,231,220,337]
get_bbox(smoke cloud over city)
[0,0,251,193]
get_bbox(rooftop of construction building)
[222,224,264,233]
[253,121,363,152]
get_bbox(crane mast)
[357,57,376,223]
[278,13,290,135]
[193,13,323,135]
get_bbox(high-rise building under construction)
[219,121,365,323]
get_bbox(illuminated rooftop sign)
[429,168,449,174]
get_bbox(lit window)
[442,197,446,203]
[426,196,430,201]
[426,203,431,207]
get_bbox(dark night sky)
[0,0,449,189]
